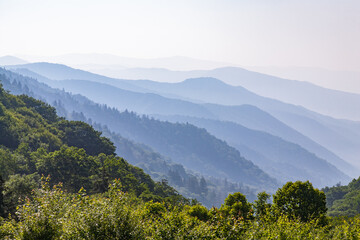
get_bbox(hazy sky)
[1,0,359,71]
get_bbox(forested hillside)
[154,115,349,187]
[74,114,257,207]
[0,82,185,217]
[0,68,267,206]
[125,76,360,171]
[8,63,356,178]
[323,177,360,216]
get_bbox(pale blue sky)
[0,0,359,70]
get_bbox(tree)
[3,173,40,215]
[253,191,271,218]
[36,146,97,192]
[220,192,253,220]
[56,120,116,156]
[273,181,327,222]
[0,114,19,149]
[188,204,210,221]
[18,95,58,123]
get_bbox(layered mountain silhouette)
[3,63,357,186]
[153,115,350,186]
[0,68,278,192]
[122,76,360,171]
[7,63,358,176]
[81,65,360,121]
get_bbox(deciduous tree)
[273,181,327,222]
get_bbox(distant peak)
[0,55,28,66]
[182,77,227,86]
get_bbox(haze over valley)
[1,1,360,237]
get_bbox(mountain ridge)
[6,63,358,176]
[0,67,278,192]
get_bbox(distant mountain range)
[153,115,349,186]
[6,63,359,174]
[1,54,233,71]
[2,63,357,187]
[0,68,276,205]
[0,55,28,66]
[100,66,360,121]
[246,66,360,95]
[121,76,360,170]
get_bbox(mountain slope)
[51,79,216,118]
[246,66,360,94]
[207,67,360,120]
[38,76,360,177]
[7,62,148,93]
[153,115,350,187]
[125,77,360,170]
[201,104,357,177]
[0,67,278,191]
[25,53,231,70]
[71,116,257,206]
[7,63,359,174]
[323,177,360,216]
[32,76,356,177]
[0,81,182,203]
[94,66,360,121]
[0,56,28,66]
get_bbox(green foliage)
[36,146,97,192]
[253,191,271,219]
[145,201,166,216]
[0,174,4,217]
[2,178,360,239]
[187,205,210,221]
[0,113,20,149]
[0,83,184,219]
[96,124,256,208]
[0,148,17,179]
[18,95,58,123]
[324,177,360,216]
[56,120,116,156]
[2,173,40,216]
[220,192,253,220]
[0,82,115,156]
[2,68,261,208]
[5,181,360,239]
[273,181,327,222]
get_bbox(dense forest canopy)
[0,82,185,216]
[323,177,360,217]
